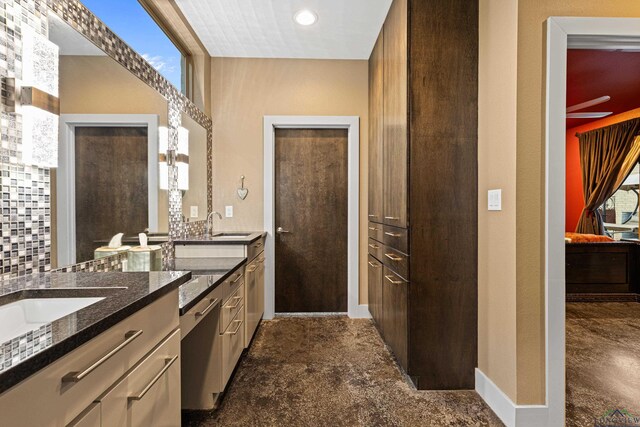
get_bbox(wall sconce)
[1,26,60,168]
[158,126,189,191]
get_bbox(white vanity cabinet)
[0,290,180,427]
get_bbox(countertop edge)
[174,231,267,246]
[0,271,192,396]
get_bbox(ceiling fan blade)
[566,95,611,113]
[566,112,613,119]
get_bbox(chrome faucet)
[206,211,223,236]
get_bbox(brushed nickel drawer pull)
[247,266,258,273]
[368,214,378,218]
[384,216,400,220]
[384,232,401,237]
[368,261,381,268]
[368,227,379,231]
[385,275,403,285]
[224,296,242,309]
[195,298,219,318]
[254,242,263,247]
[128,355,179,402]
[385,253,403,262]
[368,244,380,249]
[62,330,143,383]
[231,274,243,284]
[225,319,244,335]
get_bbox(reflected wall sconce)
[158,126,189,191]
[1,26,60,168]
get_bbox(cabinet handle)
[62,330,143,383]
[128,355,179,402]
[368,261,381,268]
[255,242,263,247]
[368,214,378,218]
[368,244,380,249]
[224,296,242,309]
[384,216,400,220]
[247,266,258,273]
[384,232,401,237]
[225,319,244,335]
[368,227,379,231]
[231,274,243,284]
[385,275,403,285]
[195,298,219,318]
[385,253,403,262]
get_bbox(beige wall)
[480,0,640,405]
[54,56,170,267]
[210,57,369,302]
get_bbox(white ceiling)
[48,12,105,56]
[174,0,392,59]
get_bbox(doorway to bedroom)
[563,38,640,425]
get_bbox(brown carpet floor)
[183,316,503,426]
[566,302,640,426]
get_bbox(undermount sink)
[0,287,125,344]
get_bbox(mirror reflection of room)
[564,47,640,423]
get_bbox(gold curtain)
[576,118,640,235]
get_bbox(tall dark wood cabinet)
[367,0,478,390]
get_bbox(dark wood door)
[382,266,408,370]
[368,28,384,224]
[383,0,408,228]
[368,255,383,331]
[75,126,148,262]
[275,129,348,313]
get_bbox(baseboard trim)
[475,369,548,427]
[349,304,371,319]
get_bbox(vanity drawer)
[368,238,383,261]
[180,277,223,338]
[220,283,245,334]
[383,225,408,254]
[382,245,409,280]
[221,307,245,388]
[0,290,179,427]
[247,237,265,261]
[368,222,384,243]
[99,328,181,427]
[217,269,244,298]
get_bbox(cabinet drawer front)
[99,329,181,427]
[382,225,408,254]
[368,222,384,242]
[220,283,245,334]
[221,308,245,388]
[382,245,409,280]
[180,277,224,338]
[368,238,384,261]
[0,290,179,427]
[218,269,245,300]
[247,237,265,261]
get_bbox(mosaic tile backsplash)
[0,0,213,279]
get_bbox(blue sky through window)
[81,0,182,90]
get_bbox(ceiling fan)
[566,95,612,119]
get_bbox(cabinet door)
[368,255,383,332]
[99,329,181,427]
[368,29,384,224]
[382,267,408,371]
[382,0,408,228]
[244,258,260,348]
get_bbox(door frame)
[263,116,365,319]
[543,17,640,427]
[57,114,160,267]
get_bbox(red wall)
[566,108,640,231]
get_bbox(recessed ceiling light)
[294,9,317,26]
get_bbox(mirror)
[180,112,208,223]
[48,12,170,267]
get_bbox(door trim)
[263,116,366,319]
[57,114,160,267]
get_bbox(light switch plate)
[488,189,502,211]
[225,205,233,218]
[190,206,198,218]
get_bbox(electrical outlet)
[225,205,233,218]
[488,189,502,211]
[190,206,198,218]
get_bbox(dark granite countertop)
[0,271,191,394]
[174,231,266,245]
[176,257,246,315]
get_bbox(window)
[602,163,640,240]
[81,0,185,92]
